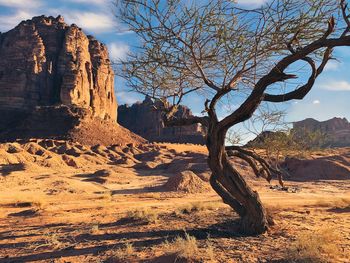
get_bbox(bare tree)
[115,0,350,234]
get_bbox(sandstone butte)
[118,96,206,144]
[0,15,145,146]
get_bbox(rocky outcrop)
[0,15,116,121]
[118,96,206,144]
[245,131,288,148]
[293,117,350,147]
[0,15,146,146]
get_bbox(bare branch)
[226,145,284,187]
[164,115,209,128]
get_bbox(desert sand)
[0,140,349,262]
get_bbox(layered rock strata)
[0,15,116,120]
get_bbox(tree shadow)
[327,205,350,213]
[0,163,26,176]
[73,170,111,184]
[0,218,245,262]
[7,209,38,217]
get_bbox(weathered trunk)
[206,125,269,235]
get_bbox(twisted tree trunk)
[206,126,270,235]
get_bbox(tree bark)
[163,113,270,235]
[206,125,269,235]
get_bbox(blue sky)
[0,0,349,131]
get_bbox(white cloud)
[0,0,43,9]
[65,0,108,3]
[324,60,340,71]
[312,100,320,104]
[318,80,350,91]
[236,0,267,7]
[64,11,115,32]
[0,10,35,32]
[287,97,350,122]
[108,42,130,61]
[117,91,142,105]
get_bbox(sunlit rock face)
[0,15,117,121]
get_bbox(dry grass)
[161,233,217,262]
[31,230,75,251]
[287,227,344,263]
[205,236,216,262]
[126,208,159,224]
[162,232,199,260]
[176,202,216,215]
[90,223,100,234]
[112,241,135,261]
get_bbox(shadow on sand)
[0,218,245,262]
[0,163,26,176]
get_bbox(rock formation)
[246,117,350,148]
[293,117,350,147]
[0,15,145,146]
[118,96,206,144]
[0,15,116,120]
[245,131,288,148]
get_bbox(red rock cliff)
[0,15,117,121]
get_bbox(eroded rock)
[0,15,116,121]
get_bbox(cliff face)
[118,96,206,144]
[0,15,146,146]
[0,15,116,120]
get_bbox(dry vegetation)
[126,208,159,224]
[287,227,345,263]
[0,140,349,262]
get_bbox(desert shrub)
[287,227,343,263]
[162,232,199,260]
[161,233,217,262]
[205,236,216,262]
[90,223,100,234]
[176,202,216,215]
[126,208,159,224]
[112,242,135,261]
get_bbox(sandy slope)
[0,140,349,262]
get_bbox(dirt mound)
[70,115,146,146]
[282,154,350,181]
[164,171,210,193]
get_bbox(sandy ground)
[0,140,349,262]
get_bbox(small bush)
[113,242,135,261]
[163,232,199,260]
[287,227,343,263]
[90,223,100,234]
[205,237,215,262]
[176,202,215,215]
[126,208,159,224]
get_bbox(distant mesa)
[246,117,350,148]
[0,15,144,145]
[293,117,350,147]
[118,96,206,144]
